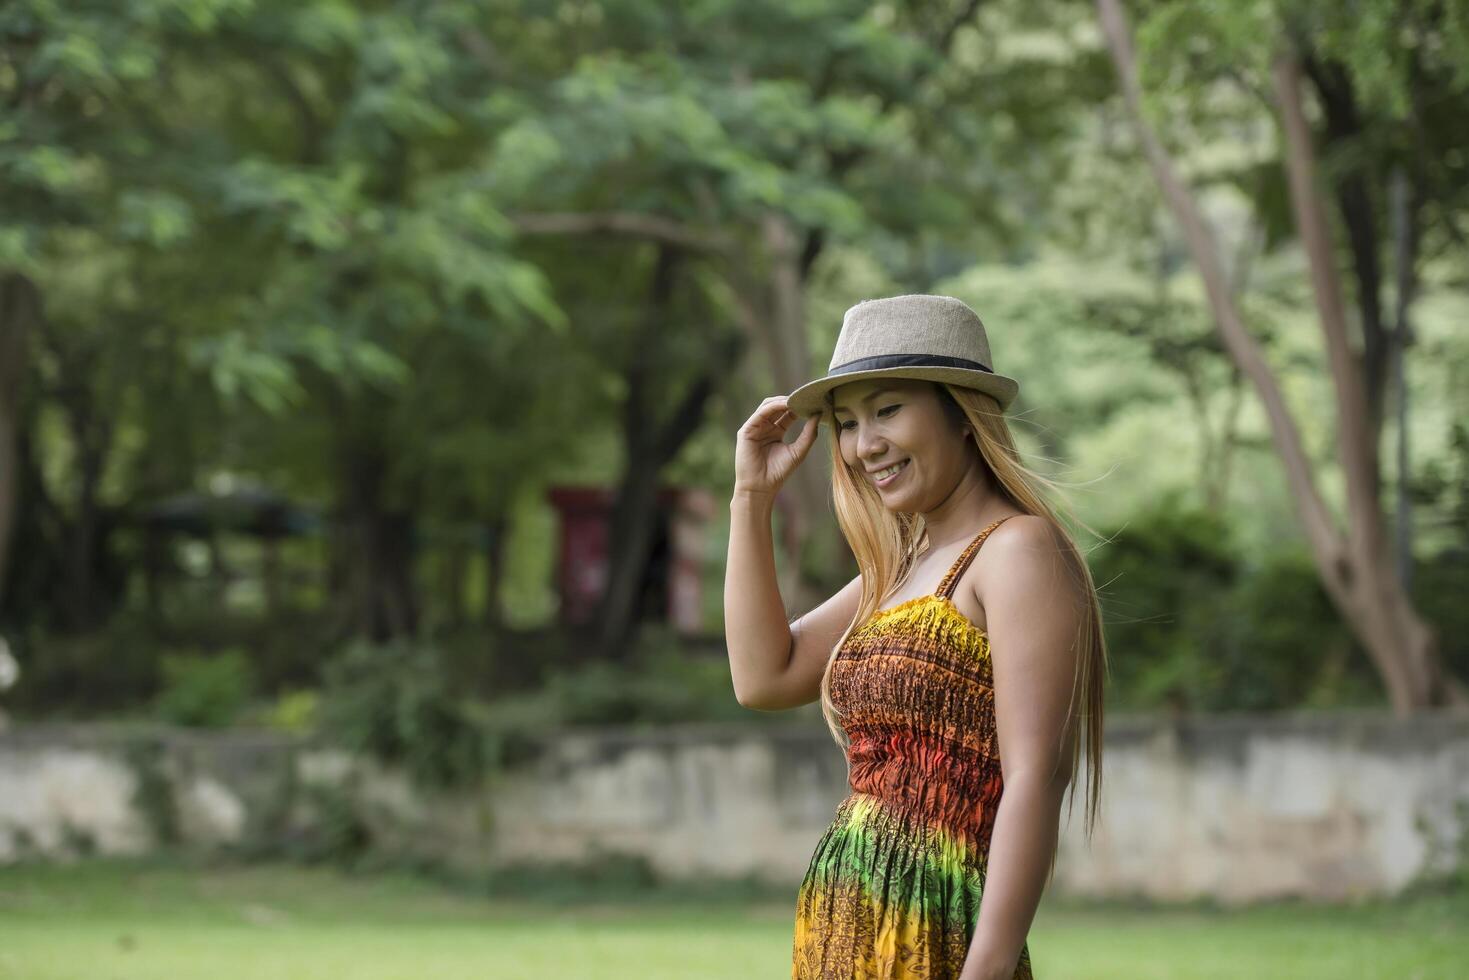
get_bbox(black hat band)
[826,353,995,377]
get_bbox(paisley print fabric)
[792,515,1034,980]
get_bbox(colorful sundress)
[792,515,1034,979]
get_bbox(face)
[830,378,974,511]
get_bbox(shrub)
[1219,550,1374,709]
[1092,499,1380,711]
[260,688,320,734]
[1091,501,1238,712]
[6,613,162,719]
[1414,547,1469,687]
[316,638,496,791]
[152,649,255,727]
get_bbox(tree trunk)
[1096,0,1462,713]
[724,213,846,612]
[441,535,467,631]
[511,206,848,613]
[590,245,734,663]
[1273,51,1456,711]
[55,353,114,632]
[592,433,666,664]
[262,532,283,618]
[482,511,508,631]
[0,274,38,607]
[336,445,419,641]
[5,406,63,625]
[1388,167,1420,594]
[1300,54,1391,445]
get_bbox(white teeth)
[875,461,907,479]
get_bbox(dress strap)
[934,515,1018,600]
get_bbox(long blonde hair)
[816,381,1108,849]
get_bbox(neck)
[918,458,1009,552]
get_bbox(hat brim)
[787,367,1019,421]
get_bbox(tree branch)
[1272,49,1386,572]
[1094,0,1348,594]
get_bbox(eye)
[836,404,899,432]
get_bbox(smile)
[872,459,909,488]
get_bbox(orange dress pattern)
[792,515,1034,979]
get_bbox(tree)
[0,0,246,627]
[173,1,569,640]
[1096,0,1468,711]
[0,1,571,642]
[497,0,1096,658]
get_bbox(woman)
[725,295,1106,980]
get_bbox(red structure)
[546,485,716,634]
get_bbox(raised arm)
[725,396,860,711]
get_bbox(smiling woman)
[725,295,1107,980]
[831,380,963,502]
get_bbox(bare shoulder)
[987,513,1059,553]
[972,513,1085,620]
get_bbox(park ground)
[0,857,1465,979]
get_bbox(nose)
[856,421,887,461]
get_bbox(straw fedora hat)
[786,294,1020,420]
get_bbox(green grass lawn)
[0,857,1465,979]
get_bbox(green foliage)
[316,638,497,791]
[4,615,161,719]
[4,0,1466,722]
[477,624,767,739]
[152,649,256,728]
[1281,0,1469,117]
[1413,547,1469,686]
[1216,550,1375,710]
[237,754,375,868]
[1409,797,1469,895]
[123,738,180,847]
[1094,498,1376,712]
[142,605,342,704]
[532,650,754,728]
[282,780,375,868]
[1133,0,1469,121]
[1094,497,1239,711]
[56,822,99,858]
[260,688,320,735]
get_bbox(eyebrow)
[831,387,897,413]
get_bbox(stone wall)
[2,710,1466,902]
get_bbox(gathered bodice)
[828,516,1015,848]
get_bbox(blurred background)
[0,1,1466,978]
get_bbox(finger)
[757,407,796,434]
[798,415,821,451]
[782,415,811,455]
[744,397,782,421]
[756,396,790,414]
[743,401,789,431]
